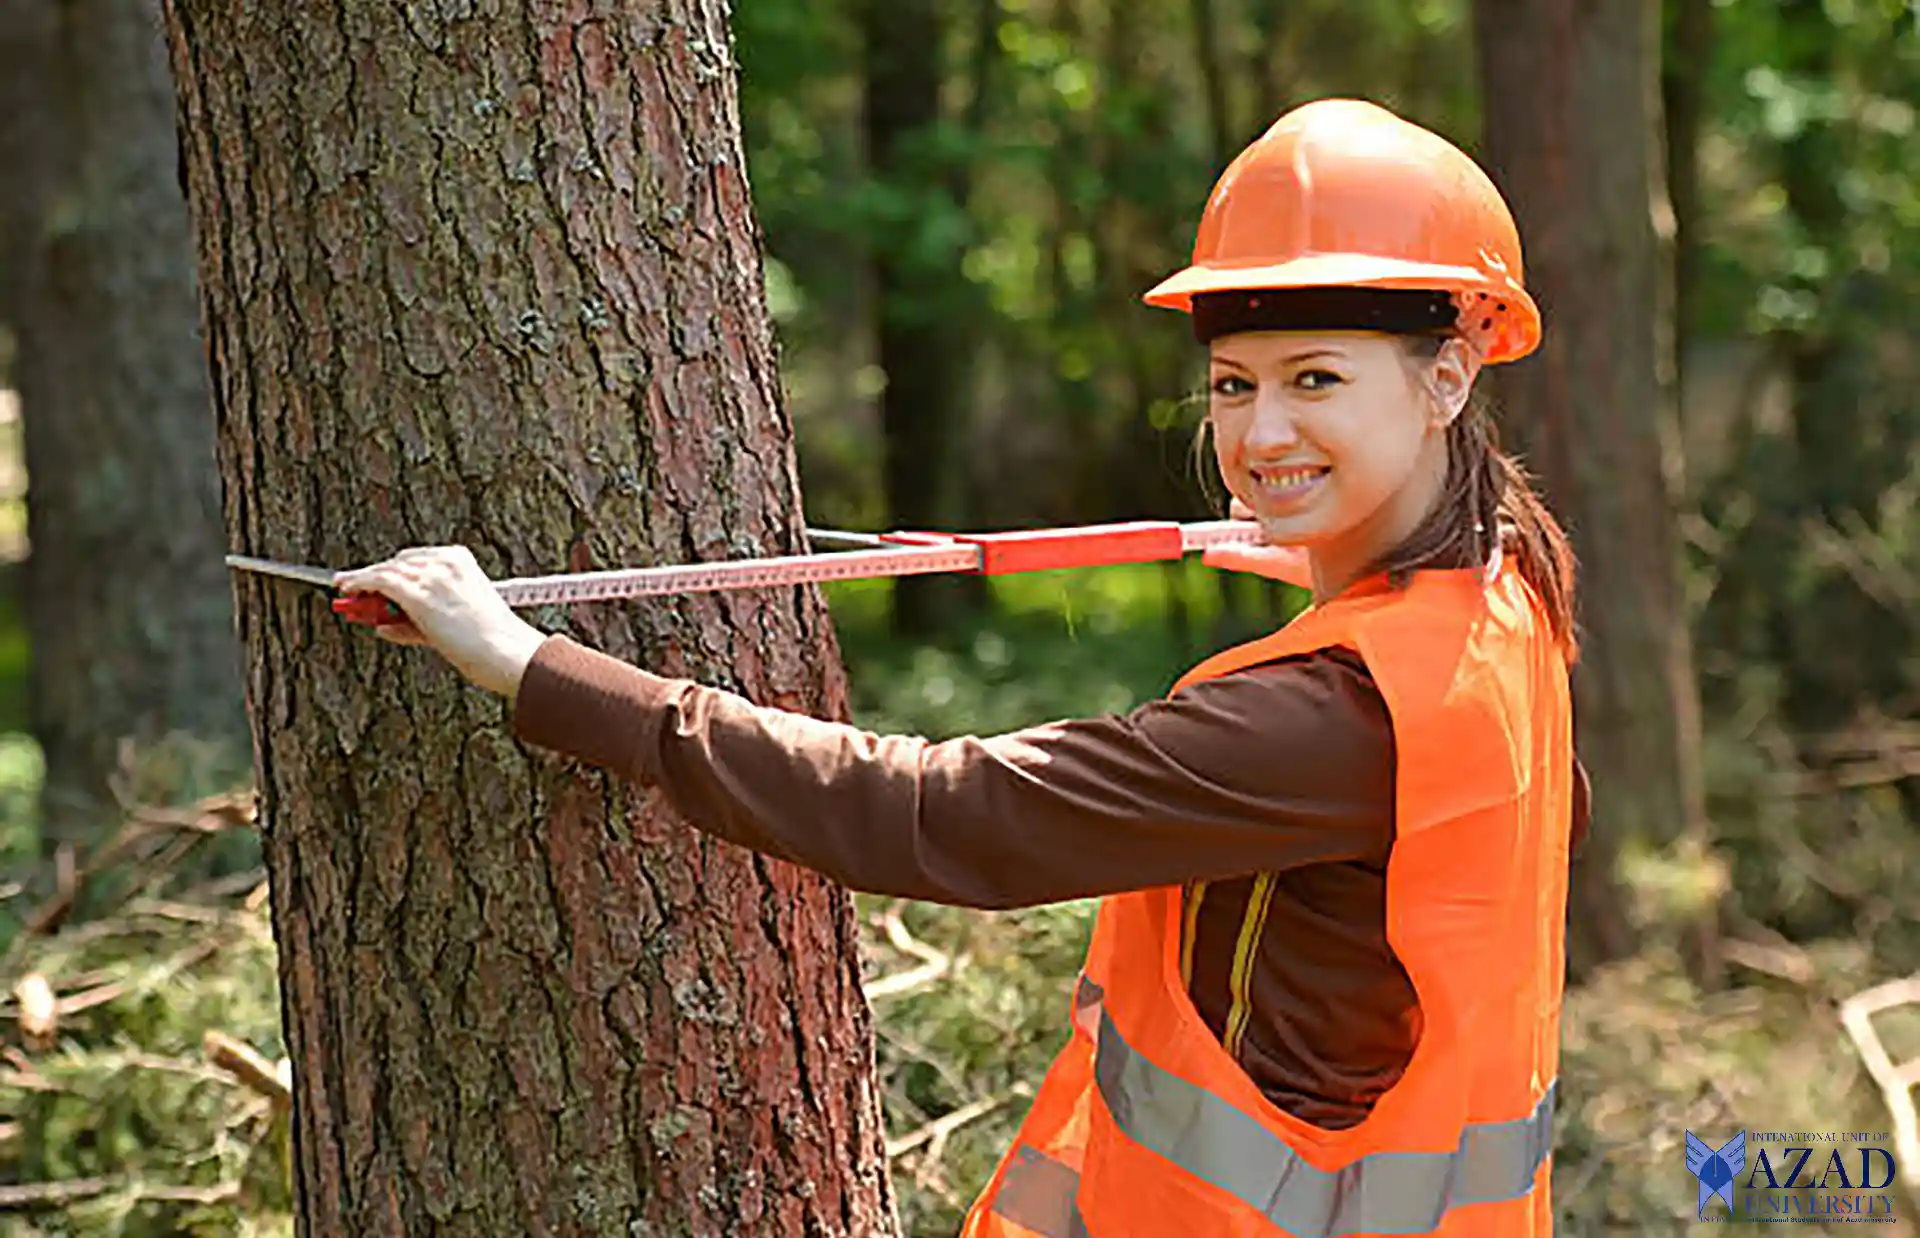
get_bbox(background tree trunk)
[1472,0,1718,981]
[0,0,53,342]
[861,0,988,637]
[161,0,899,1233]
[1662,0,1712,406]
[12,0,245,848]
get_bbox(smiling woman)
[1207,331,1468,600]
[339,97,1586,1238]
[1200,324,1577,658]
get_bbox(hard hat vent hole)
[1481,317,1493,330]
[1496,302,1506,312]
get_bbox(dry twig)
[1838,974,1920,1203]
[864,903,953,1000]
[0,1176,117,1210]
[19,790,258,937]
[886,1091,1017,1161]
[203,1030,292,1112]
[0,1175,243,1212]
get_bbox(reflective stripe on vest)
[995,980,1556,1237]
[992,1145,1092,1238]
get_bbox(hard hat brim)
[1142,253,1500,310]
[1142,253,1542,363]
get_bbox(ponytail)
[1376,355,1580,661]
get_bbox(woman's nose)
[1243,391,1303,454]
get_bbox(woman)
[337,98,1585,1237]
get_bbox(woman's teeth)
[1251,465,1329,501]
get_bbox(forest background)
[0,0,1918,1233]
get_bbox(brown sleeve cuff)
[510,634,687,782]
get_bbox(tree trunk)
[12,0,245,847]
[1472,0,1718,982]
[1661,0,1712,405]
[0,0,53,339]
[861,0,986,638]
[160,1,899,1233]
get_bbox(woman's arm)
[335,549,1588,905]
[512,634,1400,909]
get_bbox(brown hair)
[1381,337,1580,660]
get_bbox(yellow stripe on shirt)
[1223,872,1278,1060]
[1180,880,1207,988]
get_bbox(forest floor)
[0,809,1913,1236]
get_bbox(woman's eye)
[1295,369,1343,391]
[1211,375,1254,397]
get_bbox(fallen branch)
[863,904,953,1000]
[0,1175,243,1212]
[119,791,257,835]
[203,1030,292,1112]
[0,1176,117,1209]
[23,845,78,937]
[886,1088,1022,1161]
[0,1068,62,1093]
[174,867,269,906]
[125,898,241,927]
[19,791,258,937]
[55,980,129,1018]
[1720,935,1816,988]
[0,934,227,1035]
[131,1181,242,1207]
[1837,974,1920,1203]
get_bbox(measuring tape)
[224,518,1274,626]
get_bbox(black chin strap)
[1190,288,1458,344]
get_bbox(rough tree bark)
[12,0,245,846]
[1472,0,1719,981]
[160,1,899,1233]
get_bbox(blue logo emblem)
[1687,1130,1746,1218]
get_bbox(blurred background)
[2,0,1919,1233]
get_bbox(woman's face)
[1209,331,1472,584]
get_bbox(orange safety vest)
[960,561,1573,1237]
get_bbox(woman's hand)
[333,547,549,700]
[1202,500,1314,589]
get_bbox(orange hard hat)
[1144,98,1542,364]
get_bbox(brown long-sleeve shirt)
[511,632,1589,1130]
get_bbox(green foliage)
[1,897,291,1237]
[824,560,1300,737]
[858,896,1092,1236]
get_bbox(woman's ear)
[1426,339,1482,428]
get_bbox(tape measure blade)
[225,554,339,589]
[493,543,981,606]
[1178,520,1267,551]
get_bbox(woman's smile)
[1246,462,1333,513]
